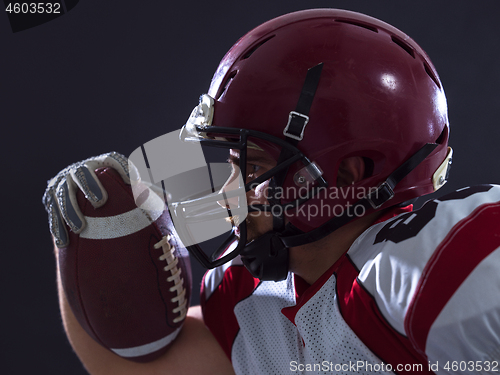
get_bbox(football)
[58,167,191,362]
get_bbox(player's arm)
[56,251,234,375]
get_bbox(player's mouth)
[225,215,253,243]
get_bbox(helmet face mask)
[177,97,329,273]
[181,93,330,215]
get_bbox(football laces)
[155,235,188,323]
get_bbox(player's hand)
[42,151,131,248]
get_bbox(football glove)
[42,151,131,247]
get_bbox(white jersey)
[201,185,500,374]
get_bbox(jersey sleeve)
[200,255,260,360]
[349,185,500,367]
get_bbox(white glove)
[42,151,131,248]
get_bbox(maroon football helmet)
[179,9,452,280]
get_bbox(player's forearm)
[56,251,149,375]
[55,250,235,375]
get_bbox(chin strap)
[240,231,290,281]
[240,63,324,282]
[282,63,324,143]
[273,63,324,228]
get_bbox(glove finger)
[56,176,86,234]
[86,151,131,185]
[47,192,69,248]
[71,165,108,208]
[42,165,76,210]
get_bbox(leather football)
[58,167,191,362]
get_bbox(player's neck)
[289,211,382,285]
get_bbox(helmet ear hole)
[336,156,367,187]
[362,157,374,179]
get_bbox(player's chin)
[238,216,269,244]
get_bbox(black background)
[1,1,499,373]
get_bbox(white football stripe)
[80,188,165,240]
[111,327,181,357]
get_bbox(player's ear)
[337,156,365,187]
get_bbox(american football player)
[44,9,500,375]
